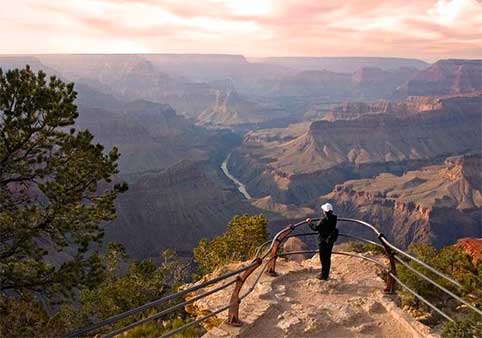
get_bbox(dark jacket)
[309,212,338,244]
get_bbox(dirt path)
[239,255,409,338]
[190,253,438,338]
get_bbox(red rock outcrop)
[456,238,482,263]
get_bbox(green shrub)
[124,317,201,338]
[193,214,269,276]
[442,313,482,338]
[396,243,482,332]
[0,244,191,337]
[347,241,385,254]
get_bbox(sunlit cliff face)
[1,0,481,60]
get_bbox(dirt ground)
[191,253,438,338]
[238,254,416,338]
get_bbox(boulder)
[283,237,309,262]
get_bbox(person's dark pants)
[318,241,334,280]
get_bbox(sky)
[0,0,481,61]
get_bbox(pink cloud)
[0,0,481,60]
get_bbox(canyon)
[107,160,260,258]
[0,55,436,128]
[1,55,480,258]
[229,94,481,204]
[320,155,481,248]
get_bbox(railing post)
[227,257,262,326]
[266,224,295,276]
[378,234,397,294]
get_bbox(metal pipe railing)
[278,250,387,269]
[338,233,384,249]
[379,237,463,289]
[227,257,263,325]
[64,260,259,338]
[394,256,482,317]
[159,257,275,338]
[102,278,238,338]
[259,219,309,259]
[254,238,272,257]
[279,249,458,323]
[283,232,384,249]
[265,217,397,292]
[159,303,231,338]
[240,256,277,301]
[338,217,382,236]
[389,273,454,322]
[66,216,479,338]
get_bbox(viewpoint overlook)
[1,52,481,338]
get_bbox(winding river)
[221,153,252,200]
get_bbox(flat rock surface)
[187,253,438,338]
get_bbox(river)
[221,153,252,200]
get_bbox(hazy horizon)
[1,0,481,62]
[0,53,449,63]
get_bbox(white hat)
[321,203,333,213]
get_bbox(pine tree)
[0,66,127,299]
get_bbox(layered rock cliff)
[323,95,457,121]
[254,67,419,104]
[29,54,287,127]
[395,59,482,97]
[106,160,260,258]
[230,94,481,204]
[251,56,428,73]
[351,67,418,99]
[320,155,482,248]
[197,90,283,126]
[75,98,250,258]
[76,100,238,174]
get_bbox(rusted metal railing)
[266,224,295,276]
[227,257,262,325]
[64,217,481,338]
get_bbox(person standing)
[306,203,338,280]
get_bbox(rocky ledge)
[184,253,438,338]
